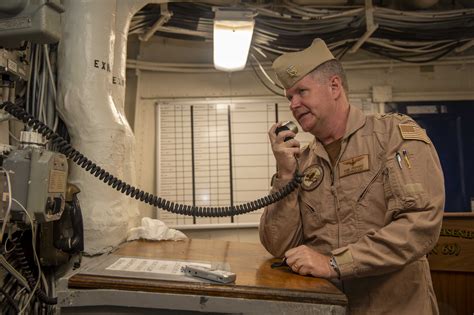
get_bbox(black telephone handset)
[275,121,298,142]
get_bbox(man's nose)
[289,95,300,110]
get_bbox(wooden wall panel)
[429,214,474,315]
[431,271,474,315]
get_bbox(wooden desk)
[58,239,347,314]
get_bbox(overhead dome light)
[213,8,255,72]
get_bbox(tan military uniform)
[260,105,444,315]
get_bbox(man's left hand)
[285,245,337,279]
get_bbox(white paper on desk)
[105,257,211,276]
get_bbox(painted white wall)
[134,38,474,101]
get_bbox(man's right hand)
[268,122,301,180]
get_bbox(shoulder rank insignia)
[301,164,324,191]
[398,123,431,144]
[376,113,406,120]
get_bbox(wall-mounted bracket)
[139,4,173,42]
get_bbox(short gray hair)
[310,60,349,95]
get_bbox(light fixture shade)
[213,18,254,72]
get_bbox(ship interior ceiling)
[0,0,474,314]
[130,0,474,64]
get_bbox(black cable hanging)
[0,101,303,218]
[363,41,460,63]
[0,287,19,313]
[250,62,285,97]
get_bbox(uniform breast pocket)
[352,166,387,231]
[386,158,428,211]
[356,166,385,206]
[299,193,326,230]
[339,156,385,208]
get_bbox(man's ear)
[329,76,343,100]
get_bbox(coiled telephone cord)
[0,101,303,217]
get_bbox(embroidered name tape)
[339,154,370,178]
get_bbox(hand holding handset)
[275,121,298,141]
[184,265,236,284]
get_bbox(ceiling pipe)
[398,0,439,9]
[287,0,442,9]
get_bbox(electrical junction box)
[0,48,29,81]
[2,149,29,220]
[0,0,64,48]
[2,148,68,223]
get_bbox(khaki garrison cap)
[272,38,335,89]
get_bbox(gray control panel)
[2,148,68,223]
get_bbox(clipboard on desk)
[77,254,231,283]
